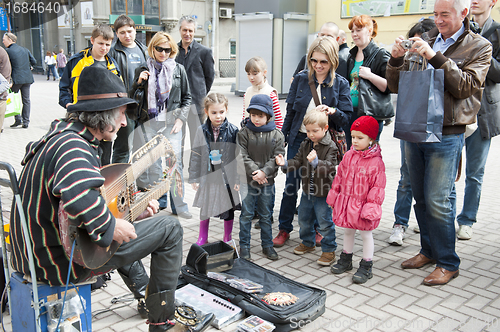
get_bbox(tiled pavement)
[1,75,500,332]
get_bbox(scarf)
[243,117,276,132]
[147,57,176,118]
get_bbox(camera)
[401,40,414,50]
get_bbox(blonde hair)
[303,110,328,128]
[203,92,228,113]
[245,56,267,74]
[147,32,178,60]
[307,37,339,87]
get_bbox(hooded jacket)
[327,144,385,231]
[10,120,115,286]
[386,18,492,135]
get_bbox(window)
[110,0,159,25]
[230,39,236,58]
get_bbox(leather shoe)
[262,247,278,260]
[240,247,251,260]
[10,120,22,128]
[423,267,459,286]
[401,253,436,269]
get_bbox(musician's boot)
[223,219,233,243]
[118,261,150,319]
[145,290,176,331]
[196,219,209,246]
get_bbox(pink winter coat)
[326,144,386,231]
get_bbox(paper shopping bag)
[393,68,444,143]
[5,89,22,118]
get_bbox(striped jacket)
[11,120,115,285]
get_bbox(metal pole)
[68,0,74,55]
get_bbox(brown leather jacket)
[386,18,492,135]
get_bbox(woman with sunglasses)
[346,15,393,148]
[130,31,193,218]
[274,36,352,249]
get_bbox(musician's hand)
[136,199,160,221]
[191,183,199,191]
[113,218,137,244]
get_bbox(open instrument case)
[180,243,326,332]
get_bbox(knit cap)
[351,116,379,141]
[247,94,273,118]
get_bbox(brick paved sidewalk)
[1,75,499,332]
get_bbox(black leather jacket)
[108,39,147,91]
[130,63,191,124]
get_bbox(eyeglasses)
[310,58,329,65]
[154,46,172,54]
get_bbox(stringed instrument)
[59,134,179,269]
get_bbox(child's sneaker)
[331,252,353,274]
[317,252,335,266]
[352,259,373,284]
[293,243,315,255]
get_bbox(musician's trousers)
[92,214,183,293]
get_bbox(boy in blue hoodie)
[237,94,285,260]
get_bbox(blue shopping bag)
[394,68,444,143]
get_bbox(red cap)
[351,116,379,141]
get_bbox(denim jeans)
[137,120,189,214]
[456,128,491,227]
[406,134,464,271]
[277,132,307,233]
[297,193,337,252]
[239,184,274,249]
[394,140,413,228]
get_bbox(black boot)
[146,290,176,331]
[352,259,373,284]
[330,252,353,274]
[118,261,150,319]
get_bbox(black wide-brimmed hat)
[67,66,137,112]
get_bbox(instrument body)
[59,135,176,269]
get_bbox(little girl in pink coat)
[326,116,386,284]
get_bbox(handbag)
[308,78,347,161]
[358,48,394,120]
[393,63,445,143]
[4,89,22,118]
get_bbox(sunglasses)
[310,58,329,65]
[154,46,172,53]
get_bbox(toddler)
[327,116,386,284]
[276,110,338,266]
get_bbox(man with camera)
[386,0,492,286]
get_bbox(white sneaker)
[457,225,473,240]
[388,225,406,246]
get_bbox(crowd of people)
[5,0,500,330]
